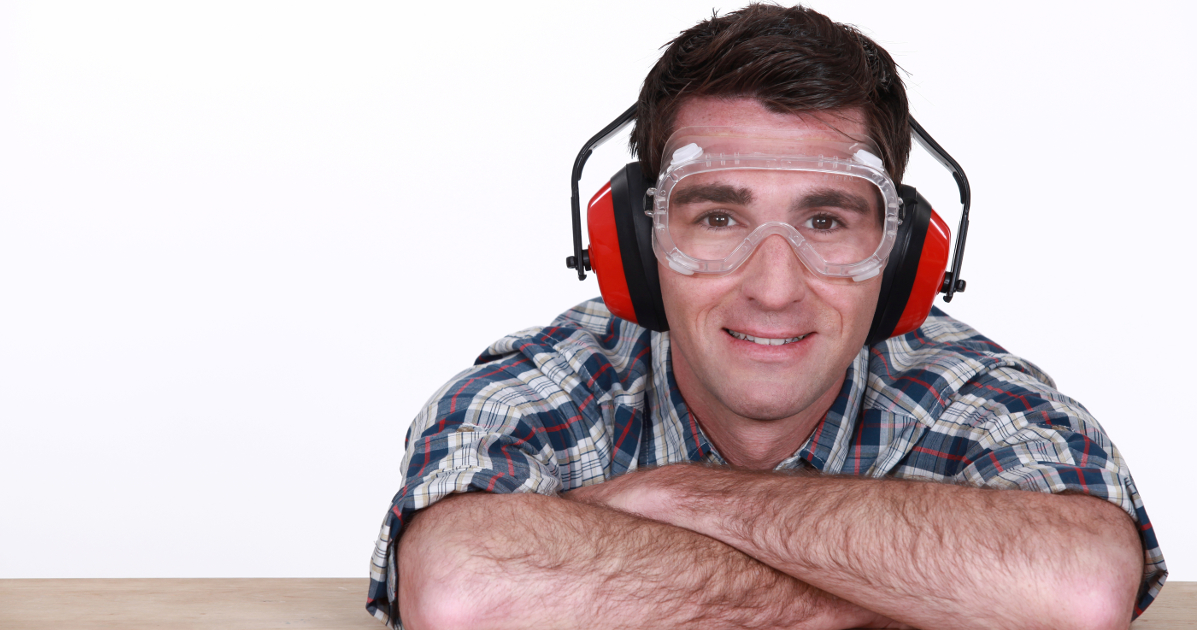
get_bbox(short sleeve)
[365,354,568,628]
[364,300,657,628]
[916,363,1166,616]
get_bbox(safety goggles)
[649,127,901,282]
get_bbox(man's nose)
[739,233,808,309]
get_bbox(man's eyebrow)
[671,183,753,206]
[792,188,875,215]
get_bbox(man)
[368,5,1165,629]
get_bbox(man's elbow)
[399,570,480,630]
[400,540,528,630]
[1056,572,1139,630]
[1056,505,1143,630]
[397,501,493,630]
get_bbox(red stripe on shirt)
[687,410,703,452]
[972,381,1033,409]
[543,413,586,433]
[806,415,828,457]
[903,375,948,407]
[449,358,529,415]
[586,362,613,387]
[1070,466,1089,491]
[500,444,516,476]
[614,408,637,454]
[415,435,434,478]
[913,445,966,462]
[869,346,896,379]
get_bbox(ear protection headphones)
[566,105,971,346]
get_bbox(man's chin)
[709,368,846,423]
[721,393,821,423]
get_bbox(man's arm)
[576,465,1144,630]
[397,490,908,630]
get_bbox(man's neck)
[672,357,847,471]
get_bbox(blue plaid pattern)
[367,299,1166,626]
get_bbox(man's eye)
[701,213,736,228]
[805,215,841,231]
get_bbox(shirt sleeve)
[365,354,567,629]
[912,362,1167,617]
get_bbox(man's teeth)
[727,329,808,346]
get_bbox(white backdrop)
[1,1,1192,580]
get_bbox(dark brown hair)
[631,4,910,183]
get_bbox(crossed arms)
[397,464,1143,630]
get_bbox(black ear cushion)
[610,164,668,332]
[867,184,931,346]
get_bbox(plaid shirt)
[367,299,1166,626]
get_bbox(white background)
[1,1,1193,580]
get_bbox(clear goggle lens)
[666,169,886,267]
[651,130,901,280]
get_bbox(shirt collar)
[783,347,869,472]
[648,330,712,463]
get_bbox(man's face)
[660,97,883,423]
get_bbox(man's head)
[634,5,910,445]
[631,4,910,183]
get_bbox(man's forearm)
[622,466,1144,630]
[397,491,895,630]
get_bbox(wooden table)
[1135,583,1197,629]
[1,579,1193,628]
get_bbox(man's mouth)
[725,328,809,346]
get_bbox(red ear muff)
[892,209,950,337]
[586,182,636,323]
[866,184,952,345]
[586,164,668,331]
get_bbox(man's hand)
[563,466,673,514]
